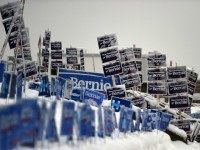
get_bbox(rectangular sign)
[51,51,62,59]
[148,82,166,94]
[119,48,134,62]
[0,1,21,20]
[67,57,78,64]
[100,48,119,63]
[133,48,142,59]
[167,66,187,79]
[97,34,118,49]
[111,96,131,112]
[80,57,84,66]
[17,61,37,78]
[80,49,84,57]
[121,61,138,74]
[66,48,78,56]
[187,69,198,84]
[83,89,105,106]
[103,61,122,76]
[43,30,51,48]
[42,49,49,57]
[120,74,141,89]
[107,85,126,100]
[148,68,166,81]
[51,61,63,68]
[168,81,188,95]
[147,54,166,67]
[51,41,62,50]
[188,82,196,95]
[135,61,142,72]
[171,120,190,132]
[169,96,189,108]
[127,96,145,107]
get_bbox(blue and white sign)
[111,96,131,112]
[83,89,105,106]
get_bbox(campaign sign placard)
[169,96,189,108]
[70,64,81,70]
[51,51,62,59]
[51,61,63,69]
[100,48,119,63]
[121,74,141,89]
[97,34,118,49]
[171,120,190,132]
[67,57,78,64]
[119,48,134,62]
[122,61,138,74]
[21,28,30,46]
[43,30,51,48]
[187,69,198,84]
[148,82,166,94]
[17,61,37,78]
[188,82,196,95]
[42,49,49,57]
[168,81,188,95]
[103,61,122,76]
[167,66,187,79]
[148,68,166,81]
[178,107,191,115]
[83,89,105,106]
[127,96,145,107]
[107,85,126,100]
[80,57,84,66]
[133,48,142,59]
[3,16,24,34]
[80,49,84,57]
[8,32,18,49]
[66,48,78,56]
[51,41,62,50]
[0,1,21,20]
[147,54,166,67]
[58,68,122,85]
[111,96,131,112]
[135,61,142,72]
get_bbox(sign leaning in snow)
[188,82,196,95]
[51,51,62,59]
[187,69,198,84]
[51,41,62,50]
[147,54,166,67]
[111,96,131,112]
[67,57,78,64]
[100,48,119,63]
[133,48,142,59]
[97,34,118,49]
[168,81,188,95]
[169,96,189,108]
[167,66,187,79]
[120,74,141,89]
[107,85,126,100]
[66,48,78,56]
[148,82,166,94]
[121,61,138,74]
[148,68,166,81]
[119,48,134,62]
[103,61,122,76]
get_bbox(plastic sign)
[100,48,119,63]
[97,34,118,49]
[167,66,187,79]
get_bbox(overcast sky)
[0,0,200,74]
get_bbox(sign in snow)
[97,34,118,49]
[119,48,134,62]
[148,68,166,81]
[51,51,62,59]
[103,61,122,76]
[66,57,78,64]
[100,48,119,63]
[51,41,62,50]
[121,61,138,74]
[17,61,37,78]
[187,69,198,84]
[120,74,141,89]
[168,81,188,95]
[66,48,78,56]
[111,96,131,112]
[147,54,166,67]
[167,66,187,79]
[148,82,166,94]
[169,96,189,108]
[133,48,142,59]
[107,85,126,100]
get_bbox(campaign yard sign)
[83,89,105,106]
[100,48,119,63]
[148,82,166,94]
[111,96,131,112]
[51,51,62,59]
[107,85,126,100]
[135,61,142,72]
[187,69,198,84]
[119,48,134,62]
[97,34,118,49]
[121,61,138,74]
[66,57,78,64]
[120,74,141,89]
[133,48,142,59]
[51,41,62,50]
[188,82,196,95]
[43,30,51,48]
[103,61,122,76]
[169,96,189,108]
[127,96,145,108]
[171,120,190,132]
[168,81,188,95]
[148,68,166,81]
[147,54,166,67]
[17,61,37,78]
[66,48,78,56]
[167,66,187,79]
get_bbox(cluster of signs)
[51,41,63,75]
[41,30,51,72]
[0,1,32,62]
